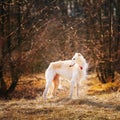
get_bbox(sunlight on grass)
[0,73,120,120]
[87,73,120,95]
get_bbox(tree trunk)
[96,0,115,83]
[6,0,22,95]
[0,0,22,97]
[6,62,20,95]
[0,65,7,95]
[96,61,114,83]
[0,0,7,95]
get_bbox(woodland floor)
[0,73,120,120]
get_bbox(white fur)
[43,53,88,100]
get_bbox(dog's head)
[69,53,84,67]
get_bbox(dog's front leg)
[76,81,79,97]
[69,78,75,98]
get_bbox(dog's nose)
[69,63,75,67]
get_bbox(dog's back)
[45,60,73,81]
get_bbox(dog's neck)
[69,63,83,70]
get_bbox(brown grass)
[0,73,120,120]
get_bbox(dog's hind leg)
[43,81,51,100]
[52,74,59,96]
[76,81,79,97]
[43,67,56,100]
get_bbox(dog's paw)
[47,95,54,99]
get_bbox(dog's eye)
[73,58,75,60]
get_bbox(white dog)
[43,53,88,100]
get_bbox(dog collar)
[80,66,83,70]
[69,64,83,70]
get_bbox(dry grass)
[0,73,120,120]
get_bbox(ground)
[0,73,120,120]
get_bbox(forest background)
[0,0,120,119]
[0,0,120,99]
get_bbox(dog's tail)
[43,63,56,100]
[45,62,56,83]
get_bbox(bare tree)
[96,0,120,83]
[0,0,22,97]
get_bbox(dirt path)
[0,73,120,120]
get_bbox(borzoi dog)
[43,53,88,100]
